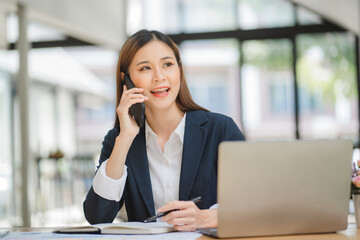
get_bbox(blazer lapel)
[126,127,155,217]
[179,111,208,201]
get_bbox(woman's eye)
[140,66,151,71]
[164,62,173,68]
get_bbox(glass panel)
[297,33,357,141]
[238,0,295,30]
[297,6,322,25]
[26,47,115,226]
[28,84,112,226]
[127,0,143,34]
[7,14,66,43]
[1,42,115,226]
[0,68,12,227]
[182,0,237,33]
[63,46,117,156]
[180,39,242,128]
[242,39,295,140]
[127,0,181,34]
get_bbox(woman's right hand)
[116,84,148,139]
[106,77,148,180]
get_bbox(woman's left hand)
[158,200,218,231]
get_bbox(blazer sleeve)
[224,116,245,141]
[83,127,124,224]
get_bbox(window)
[297,33,357,140]
[182,0,237,33]
[127,0,238,34]
[270,77,293,114]
[296,5,322,25]
[241,39,295,140]
[180,39,242,127]
[237,0,295,29]
[127,0,181,34]
[0,68,13,227]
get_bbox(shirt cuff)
[210,203,219,209]
[93,159,127,202]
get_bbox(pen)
[144,196,202,223]
[0,230,10,238]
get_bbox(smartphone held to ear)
[123,74,145,127]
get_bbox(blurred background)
[0,0,359,227]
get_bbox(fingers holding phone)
[122,74,146,127]
[117,84,148,137]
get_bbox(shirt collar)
[145,113,186,143]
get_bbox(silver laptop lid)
[217,140,352,238]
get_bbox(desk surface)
[199,223,359,240]
[2,223,359,240]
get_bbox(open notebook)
[54,222,174,235]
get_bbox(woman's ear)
[120,72,125,81]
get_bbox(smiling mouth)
[150,88,170,94]
[150,87,170,97]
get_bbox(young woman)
[83,29,245,231]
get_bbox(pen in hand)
[144,196,202,223]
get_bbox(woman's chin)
[146,101,178,113]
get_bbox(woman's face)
[128,40,181,112]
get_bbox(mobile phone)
[122,74,145,127]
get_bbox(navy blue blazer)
[83,110,245,224]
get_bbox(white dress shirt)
[93,113,186,213]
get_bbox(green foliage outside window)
[297,33,357,102]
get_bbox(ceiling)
[290,0,359,35]
[0,0,127,50]
[0,0,359,50]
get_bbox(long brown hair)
[114,29,207,127]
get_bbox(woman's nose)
[153,68,165,82]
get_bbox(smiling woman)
[114,30,207,128]
[83,29,245,231]
[128,40,181,114]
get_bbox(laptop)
[199,140,353,238]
